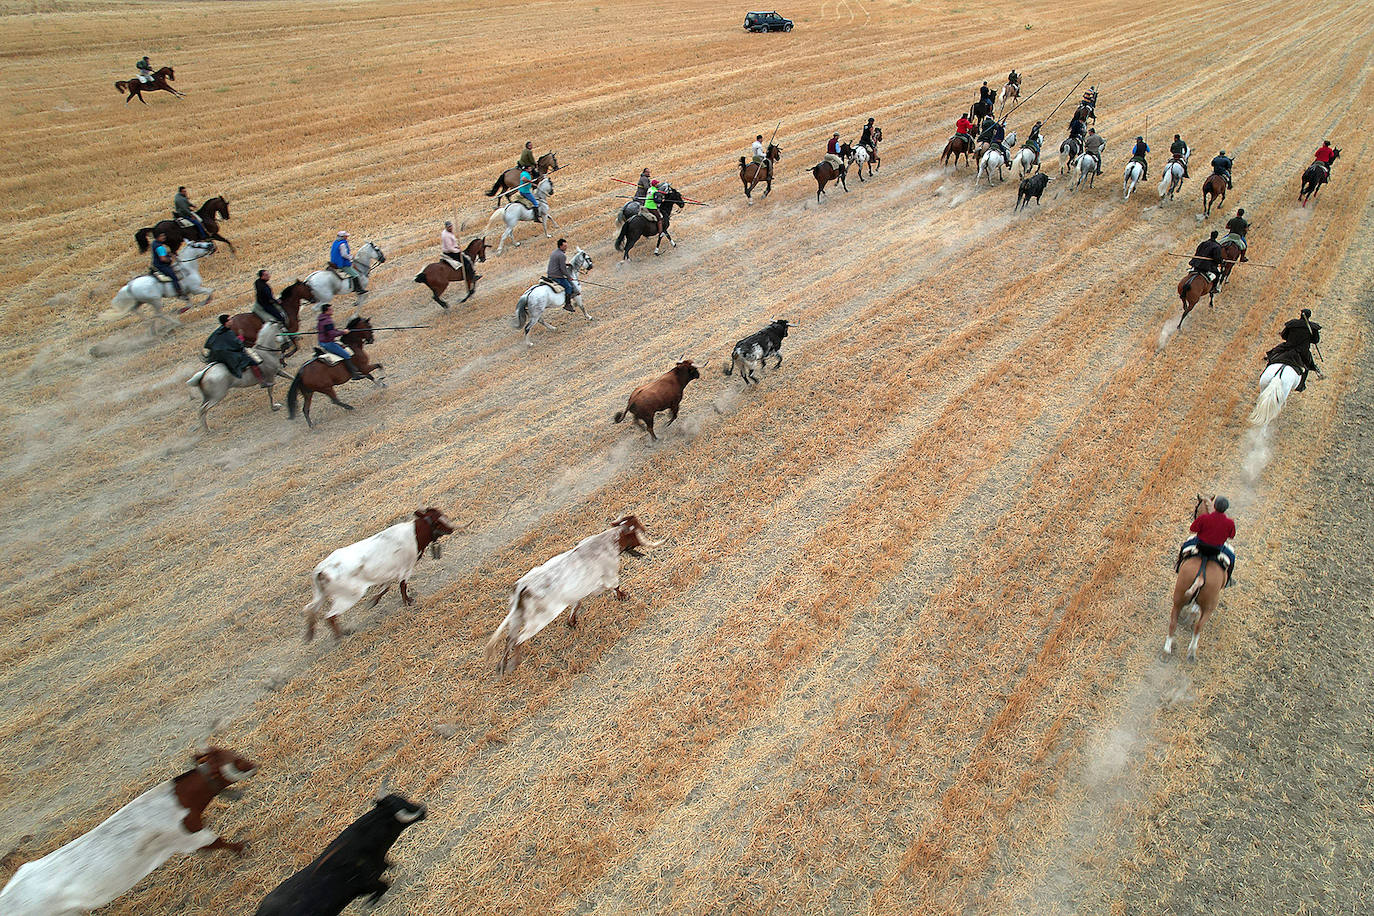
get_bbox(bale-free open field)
[2,0,1371,913]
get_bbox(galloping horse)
[1217,240,1244,289]
[1250,353,1308,427]
[513,248,594,346]
[975,132,1015,185]
[1058,136,1083,175]
[1299,148,1339,206]
[187,321,294,429]
[1202,174,1228,216]
[304,241,386,310]
[413,237,488,308]
[1158,153,1188,201]
[810,148,850,202]
[1123,159,1145,200]
[1165,496,1230,661]
[1175,266,1216,328]
[852,127,882,179]
[115,67,183,103]
[615,186,685,258]
[135,196,233,255]
[999,80,1020,111]
[110,240,216,335]
[227,280,314,356]
[971,99,994,123]
[1012,143,1040,178]
[740,144,782,200]
[287,317,382,427]
[486,152,559,204]
[1073,101,1095,125]
[942,134,975,168]
[486,176,556,254]
[1072,151,1099,190]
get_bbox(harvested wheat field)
[2,0,1372,912]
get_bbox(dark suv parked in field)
[744,11,793,32]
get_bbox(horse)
[135,196,234,255]
[1012,144,1040,177]
[485,176,556,254]
[115,66,183,103]
[1058,136,1083,175]
[1299,149,1339,206]
[614,185,685,259]
[971,99,994,123]
[739,144,782,200]
[1202,173,1228,216]
[413,237,487,308]
[287,317,382,427]
[1250,358,1306,427]
[1123,160,1145,200]
[304,241,386,311]
[999,80,1020,111]
[110,240,217,335]
[976,142,1012,186]
[485,152,559,203]
[1158,155,1188,201]
[810,149,850,202]
[186,321,294,429]
[1175,268,1215,329]
[852,127,882,178]
[1073,101,1095,125]
[1072,151,1100,190]
[513,248,594,347]
[227,280,315,357]
[1165,496,1230,661]
[941,134,975,168]
[1217,240,1244,290]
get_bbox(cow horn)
[222,760,256,782]
[635,523,665,548]
[394,806,424,824]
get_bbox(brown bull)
[613,359,701,440]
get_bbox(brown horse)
[1202,173,1227,216]
[135,196,234,254]
[486,152,559,203]
[1299,149,1339,206]
[1073,101,1095,125]
[115,66,184,103]
[941,134,975,167]
[810,148,850,202]
[413,237,487,307]
[227,280,315,356]
[1166,496,1230,661]
[1175,269,1215,328]
[286,317,381,427]
[1217,240,1244,289]
[739,144,782,200]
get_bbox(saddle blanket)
[313,346,353,365]
[1219,232,1247,249]
[440,253,466,270]
[822,154,843,170]
[949,134,973,146]
[175,217,198,231]
[1176,537,1235,585]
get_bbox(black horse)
[1299,148,1340,206]
[614,186,685,259]
[135,196,234,254]
[972,98,994,122]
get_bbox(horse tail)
[514,293,529,329]
[135,228,152,253]
[614,225,627,251]
[614,399,633,423]
[1250,371,1285,427]
[287,371,304,419]
[738,156,746,171]
[1183,560,1207,601]
[414,270,427,284]
[186,367,208,388]
[114,80,125,93]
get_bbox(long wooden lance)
[1001,79,1050,124]
[1168,253,1278,267]
[1042,72,1089,124]
[608,176,709,205]
[768,120,781,148]
[286,325,431,335]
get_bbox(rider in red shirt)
[1314,141,1336,165]
[1190,496,1235,548]
[956,114,973,138]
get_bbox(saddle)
[440,253,467,271]
[1218,231,1247,249]
[312,345,353,365]
[535,277,563,293]
[174,217,198,231]
[949,134,973,146]
[1176,537,1235,586]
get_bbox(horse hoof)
[271,403,281,411]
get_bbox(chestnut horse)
[135,196,233,254]
[1165,496,1230,661]
[1299,149,1339,206]
[941,134,975,168]
[115,66,184,103]
[287,317,382,427]
[1217,240,1244,289]
[739,143,782,200]
[1202,173,1227,216]
[486,152,559,204]
[810,147,850,202]
[1175,269,1215,329]
[227,280,315,357]
[413,237,488,307]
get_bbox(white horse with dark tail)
[487,176,556,254]
[1123,160,1144,199]
[305,241,385,312]
[975,132,1015,186]
[1250,360,1310,427]
[512,248,593,347]
[110,240,216,336]
[1158,148,1189,200]
[186,321,293,429]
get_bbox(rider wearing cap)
[1190,230,1225,292]
[1224,208,1249,261]
[1169,134,1190,178]
[1210,149,1234,189]
[1083,127,1105,174]
[316,302,365,380]
[1187,495,1236,581]
[330,231,361,291]
[1313,140,1336,165]
[1130,136,1150,180]
[1268,308,1322,391]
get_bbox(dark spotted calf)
[723,319,792,386]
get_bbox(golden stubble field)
[2,0,1371,913]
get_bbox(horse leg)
[266,384,281,412]
[302,390,314,427]
[322,386,354,411]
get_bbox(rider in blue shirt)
[150,232,184,298]
[329,231,361,290]
[517,169,539,214]
[1131,136,1150,180]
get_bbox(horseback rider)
[1189,230,1225,293]
[440,220,462,264]
[1130,136,1150,181]
[1224,209,1250,262]
[1082,85,1098,112]
[635,168,651,203]
[1068,111,1087,142]
[1024,120,1043,159]
[316,302,365,380]
[827,132,841,157]
[1169,134,1190,178]
[173,186,208,240]
[752,134,767,167]
[1267,308,1323,391]
[330,231,362,292]
[1210,149,1234,189]
[642,179,663,233]
[545,238,577,312]
[979,81,994,110]
[1083,127,1105,174]
[204,314,268,387]
[518,141,537,174]
[149,232,185,299]
[1313,140,1336,166]
[980,119,1007,160]
[1184,495,1236,583]
[254,269,288,325]
[955,113,974,147]
[860,118,876,151]
[516,167,540,216]
[1007,69,1021,88]
[136,56,155,83]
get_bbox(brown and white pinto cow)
[304,508,457,641]
[0,747,258,916]
[613,359,701,440]
[484,516,663,676]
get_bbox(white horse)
[1250,361,1307,427]
[512,248,593,347]
[1073,150,1100,190]
[486,176,556,254]
[304,241,385,312]
[850,144,871,181]
[110,240,216,336]
[975,132,1015,186]
[1013,145,1040,177]
[1123,160,1144,199]
[1158,148,1189,200]
[1058,137,1082,175]
[186,321,292,429]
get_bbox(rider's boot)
[342,358,366,381]
[249,365,270,388]
[1296,369,1309,392]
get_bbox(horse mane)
[346,316,367,329]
